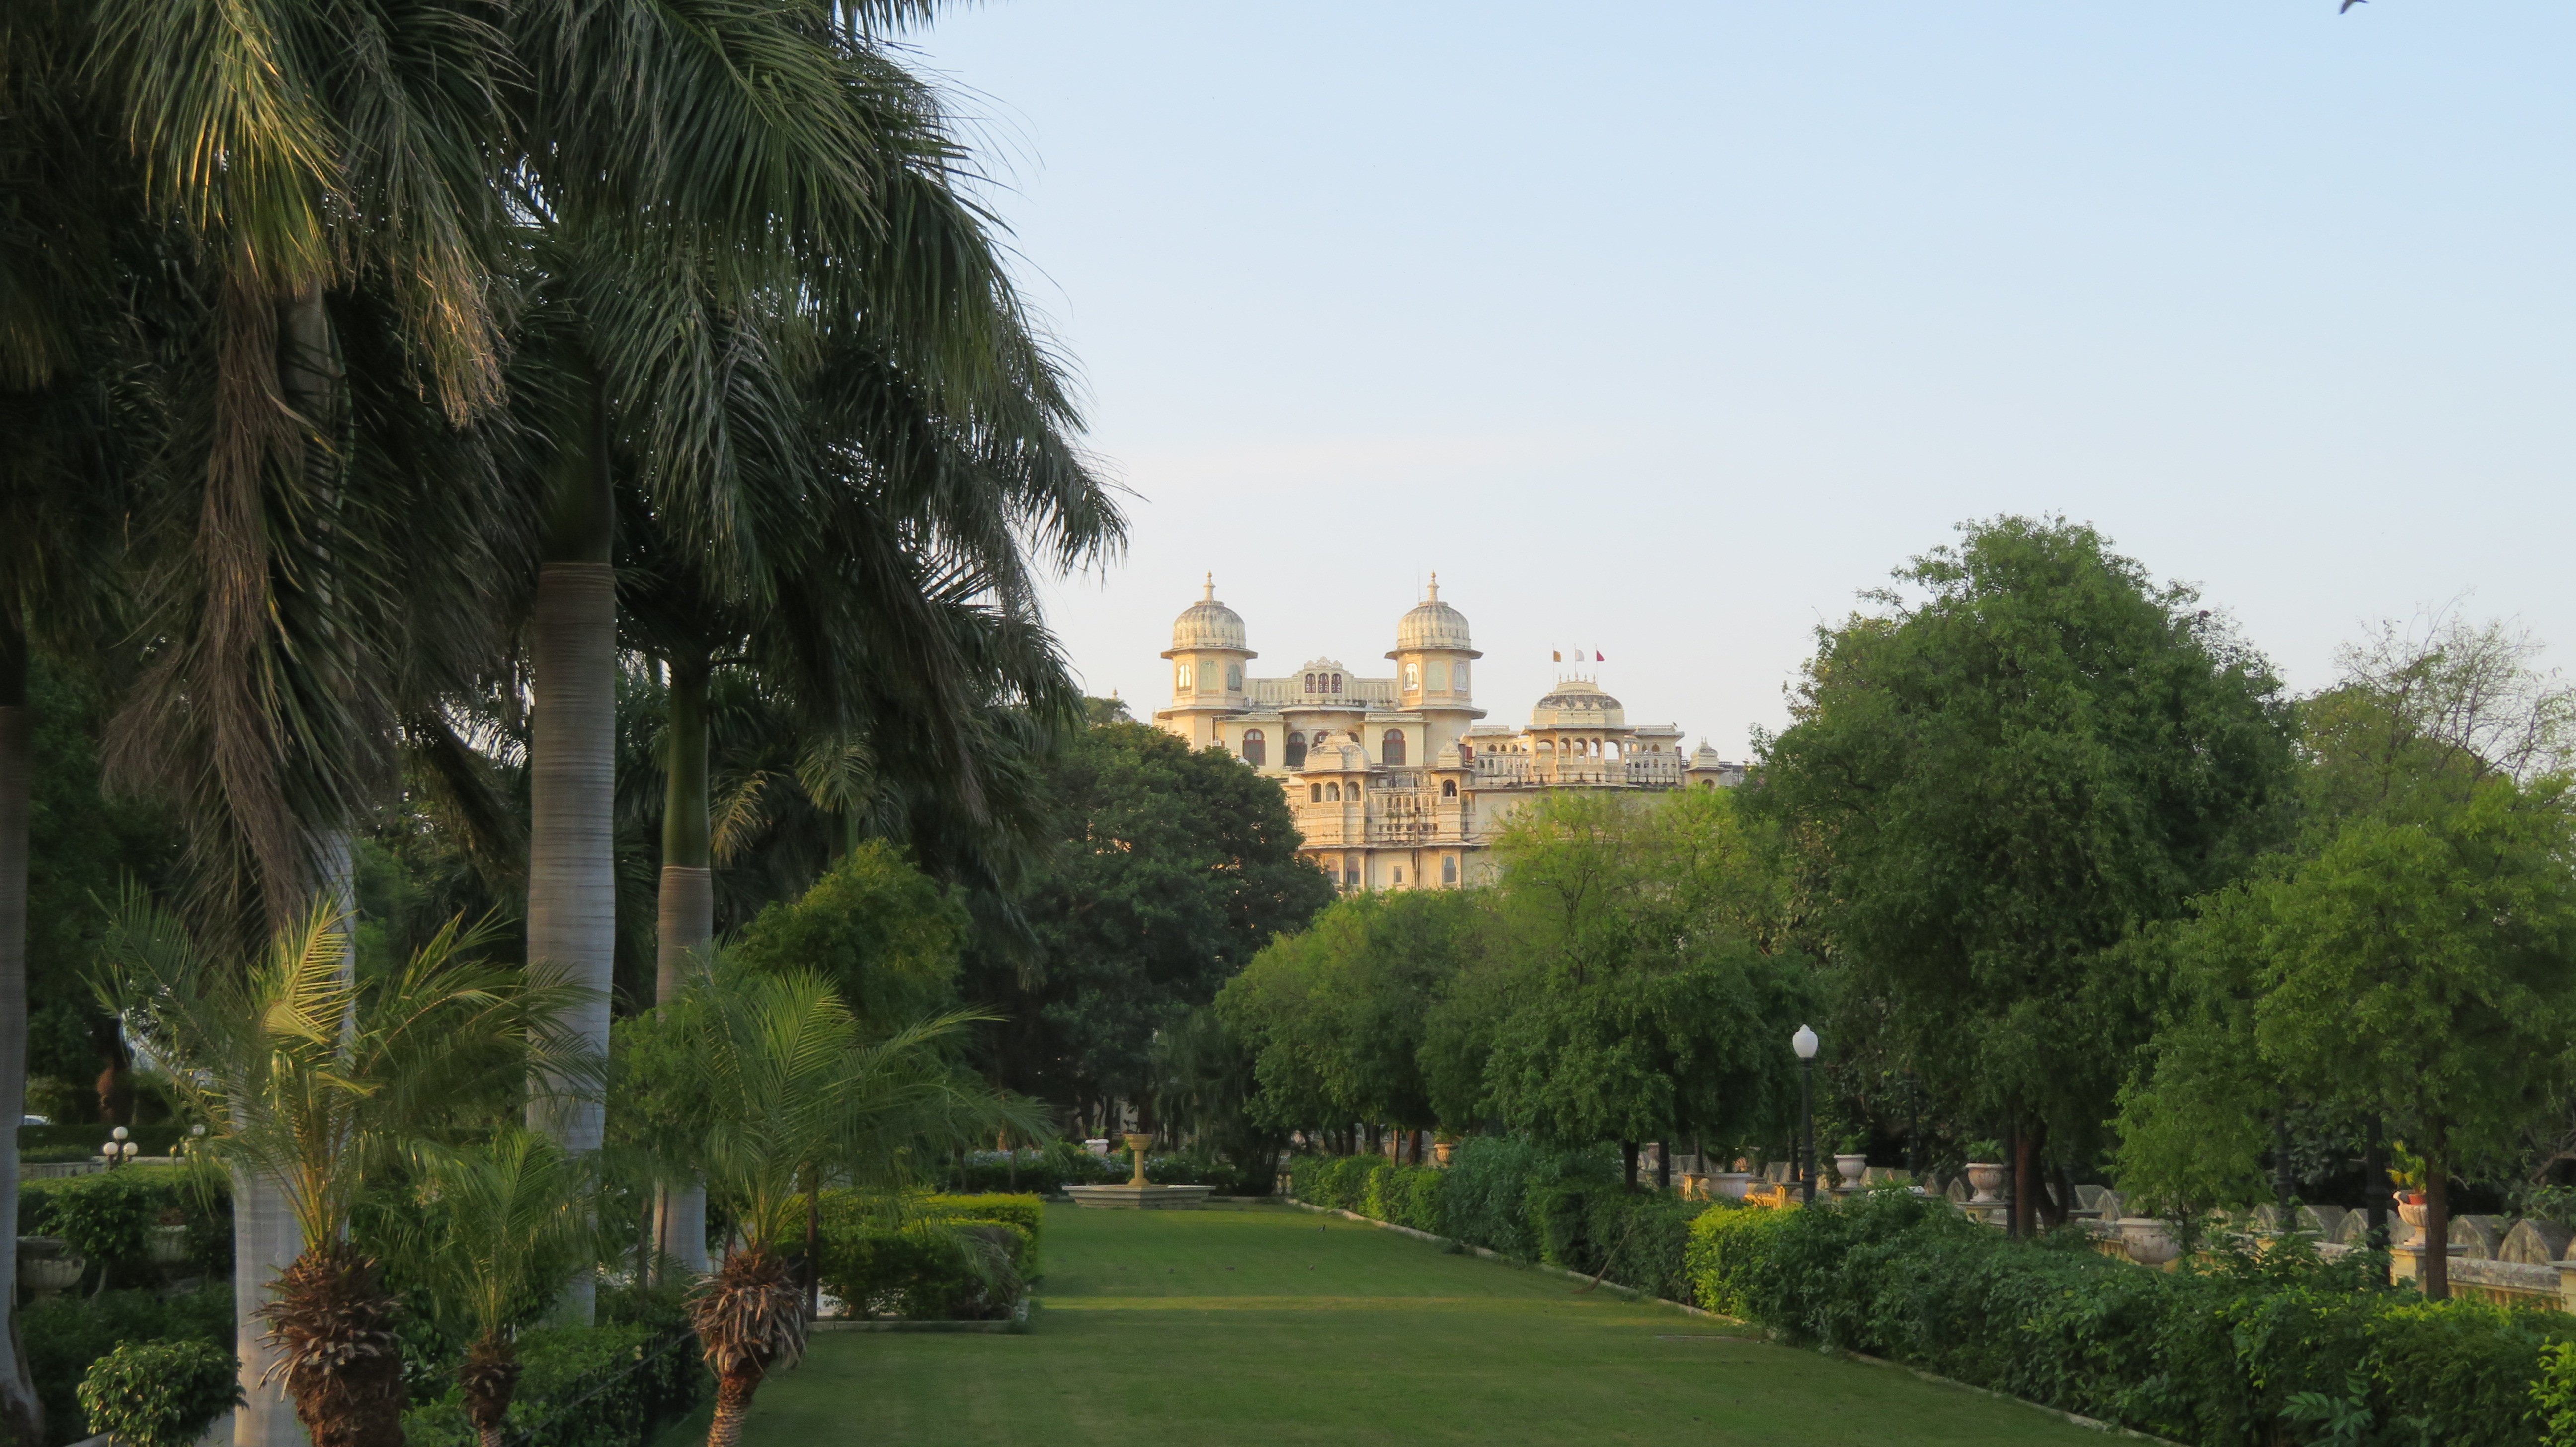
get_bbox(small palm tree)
[381,1131,604,1447]
[660,967,1030,1447]
[97,898,602,1447]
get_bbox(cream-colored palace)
[1152,577,1744,891]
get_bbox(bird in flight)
[2340,0,2363,11]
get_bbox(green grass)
[717,1202,2118,1446]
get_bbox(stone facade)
[1152,576,1743,891]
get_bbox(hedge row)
[1694,1187,2576,1447]
[1301,1143,2576,1447]
[20,1164,231,1282]
[25,1285,232,1446]
[816,1191,1046,1321]
[1291,1140,1707,1300]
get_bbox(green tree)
[1465,790,1806,1185]
[972,719,1333,1130]
[1754,516,2295,1230]
[1218,890,1486,1144]
[731,842,964,1028]
[2257,780,2576,1300]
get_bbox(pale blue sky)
[908,2,2576,754]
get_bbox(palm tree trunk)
[527,373,617,1322]
[0,618,42,1446]
[655,654,714,1277]
[705,1365,763,1447]
[229,282,351,1447]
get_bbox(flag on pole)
[1595,651,1605,662]
[1551,650,1561,662]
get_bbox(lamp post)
[1792,1024,1819,1204]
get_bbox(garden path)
[703,1201,2115,1446]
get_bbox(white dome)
[1530,677,1626,729]
[1393,574,1477,654]
[1167,574,1248,654]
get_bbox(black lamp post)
[1792,1023,1819,1204]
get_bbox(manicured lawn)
[712,1201,2112,1447]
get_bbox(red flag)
[1595,651,1605,662]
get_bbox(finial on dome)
[1202,572,1215,601]
[1425,572,1439,602]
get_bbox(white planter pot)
[1965,1163,2007,1206]
[1834,1155,1869,1190]
[147,1224,189,1265]
[2118,1218,2181,1267]
[18,1238,82,1297]
[1709,1172,1755,1201]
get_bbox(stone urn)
[2118,1218,2181,1267]
[1834,1154,1869,1191]
[18,1238,82,1299]
[2395,1193,2429,1229]
[1965,1162,2007,1206]
[1432,1141,1456,1168]
[147,1223,190,1265]
[1709,1171,1755,1201]
[1122,1131,1153,1187]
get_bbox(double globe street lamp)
[1792,1023,1819,1205]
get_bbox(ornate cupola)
[1387,575,1485,750]
[1162,574,1254,709]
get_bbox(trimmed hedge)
[815,1191,1045,1320]
[1290,1140,1703,1299]
[1693,1186,2576,1447]
[402,1324,704,1447]
[20,1164,230,1283]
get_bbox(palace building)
[1152,576,1744,891]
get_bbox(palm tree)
[380,1131,606,1447]
[499,1,1121,1205]
[97,899,603,1447]
[649,966,1030,1446]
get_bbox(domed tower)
[1385,574,1484,760]
[1158,575,1254,748]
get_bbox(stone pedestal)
[1062,1183,1215,1210]
[2390,1240,2466,1286]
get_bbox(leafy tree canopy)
[1752,515,2296,1162]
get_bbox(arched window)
[1405,663,1420,690]
[1382,730,1406,765]
[1304,673,1316,693]
[1454,661,1470,690]
[1226,664,1243,690]
[1332,673,1343,692]
[1427,659,1449,692]
[1442,855,1458,884]
[1442,778,1457,798]
[1699,779,1715,790]
[1325,782,1341,802]
[1175,663,1190,691]
[1197,659,1218,693]
[1242,729,1265,767]
[1285,732,1307,767]
[1310,783,1323,802]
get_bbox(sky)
[902,2,2576,756]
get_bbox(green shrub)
[20,1164,228,1282]
[24,1285,233,1444]
[1684,1201,1779,1319]
[402,1324,704,1447]
[75,1339,239,1447]
[1696,1187,2576,1447]
[816,1194,1032,1322]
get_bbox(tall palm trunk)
[654,654,713,1277]
[231,283,350,1447]
[0,614,42,1445]
[527,373,617,1323]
